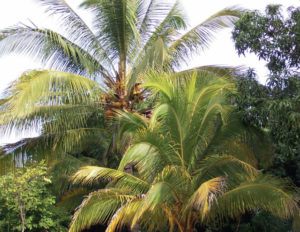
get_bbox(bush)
[0,161,70,232]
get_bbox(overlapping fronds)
[0,0,246,176]
[208,176,299,221]
[72,166,149,193]
[49,155,103,196]
[80,0,140,64]
[118,128,177,181]
[106,199,142,232]
[128,1,186,78]
[0,68,110,175]
[70,71,299,231]
[1,2,297,231]
[203,117,274,168]
[144,71,236,169]
[58,188,91,212]
[38,0,98,51]
[0,126,109,169]
[193,155,259,187]
[0,70,103,134]
[185,177,226,221]
[69,188,135,232]
[0,25,106,76]
[0,0,245,108]
[178,65,247,77]
[117,110,148,135]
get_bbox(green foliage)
[235,71,300,158]
[0,162,70,232]
[233,73,300,231]
[232,5,300,231]
[0,0,244,176]
[232,5,300,186]
[68,72,299,232]
[233,5,300,74]
[202,212,292,232]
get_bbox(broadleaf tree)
[232,5,300,184]
[0,161,70,232]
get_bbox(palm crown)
[69,71,299,232]
[0,0,243,169]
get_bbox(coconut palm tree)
[0,0,243,154]
[69,71,299,232]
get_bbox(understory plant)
[0,161,70,232]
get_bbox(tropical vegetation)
[0,1,299,232]
[0,0,242,175]
[0,162,70,232]
[233,4,300,163]
[69,72,299,232]
[229,5,300,231]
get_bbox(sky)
[0,0,299,144]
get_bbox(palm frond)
[0,70,103,135]
[0,25,110,78]
[49,155,102,196]
[81,0,140,66]
[106,199,142,232]
[209,176,299,221]
[69,188,134,232]
[72,166,149,193]
[127,1,186,91]
[118,110,148,135]
[57,188,91,212]
[178,65,247,77]
[118,129,177,182]
[194,155,259,186]
[137,0,175,38]
[185,177,226,221]
[131,181,179,227]
[204,117,274,169]
[69,71,299,231]
[38,0,116,69]
[167,7,245,67]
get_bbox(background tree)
[0,161,70,232]
[232,4,300,182]
[229,5,300,232]
[233,5,300,74]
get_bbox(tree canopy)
[0,0,244,174]
[232,5,300,187]
[0,162,70,232]
[68,71,298,232]
[233,5,300,74]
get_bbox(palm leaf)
[72,166,149,193]
[167,7,244,67]
[0,25,110,78]
[0,70,103,134]
[185,177,226,221]
[69,188,134,232]
[209,176,299,222]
